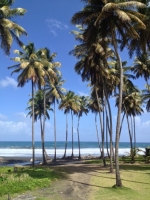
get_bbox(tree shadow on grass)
[14,166,67,180]
[120,164,150,171]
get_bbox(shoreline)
[0,156,42,166]
[0,155,101,166]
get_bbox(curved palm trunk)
[77,116,81,159]
[95,113,102,156]
[112,29,122,187]
[71,111,74,158]
[63,113,68,158]
[124,107,133,152]
[31,80,35,167]
[103,85,114,173]
[126,114,133,157]
[54,100,57,161]
[119,112,125,139]
[95,89,106,166]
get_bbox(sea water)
[0,141,149,158]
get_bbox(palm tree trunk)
[111,28,122,187]
[95,88,105,166]
[40,116,45,164]
[126,114,133,149]
[119,112,125,139]
[32,80,35,167]
[124,106,133,152]
[42,89,46,164]
[102,104,106,166]
[104,86,114,173]
[71,110,74,158]
[106,115,110,158]
[133,116,136,149]
[77,116,81,159]
[54,100,56,161]
[63,113,68,158]
[95,113,102,156]
[131,116,133,143]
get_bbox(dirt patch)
[12,163,108,200]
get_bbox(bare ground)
[11,163,109,200]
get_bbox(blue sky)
[0,0,149,142]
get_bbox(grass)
[85,155,150,164]
[89,163,150,200]
[0,165,65,198]
[1,159,150,200]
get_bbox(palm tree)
[143,84,150,111]
[88,96,102,157]
[127,0,150,57]
[132,53,150,86]
[0,0,27,55]
[45,75,66,161]
[8,43,46,167]
[76,96,89,159]
[26,89,53,164]
[59,91,79,158]
[71,0,146,186]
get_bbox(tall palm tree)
[26,89,53,164]
[77,96,89,159]
[59,91,80,158]
[88,96,102,157]
[45,75,66,161]
[8,43,46,167]
[59,91,79,158]
[0,0,27,55]
[71,0,146,186]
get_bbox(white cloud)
[46,18,68,36]
[142,120,150,128]
[0,76,17,88]
[0,113,7,120]
[0,120,28,134]
[78,91,89,96]
[50,30,57,36]
[15,112,27,118]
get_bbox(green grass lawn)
[90,163,150,200]
[0,160,149,200]
[0,166,65,198]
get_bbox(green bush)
[0,166,64,196]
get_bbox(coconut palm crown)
[0,0,27,55]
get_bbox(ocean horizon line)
[0,141,150,143]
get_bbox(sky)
[0,0,150,142]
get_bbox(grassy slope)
[90,164,150,200]
[0,166,65,198]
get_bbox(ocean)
[0,141,149,158]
